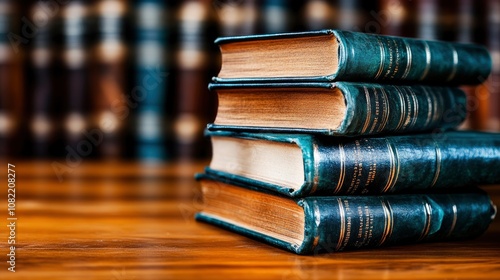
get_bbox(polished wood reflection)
[0,161,499,279]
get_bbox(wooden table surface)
[1,160,500,279]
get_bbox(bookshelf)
[0,0,497,160]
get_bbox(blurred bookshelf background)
[0,0,499,162]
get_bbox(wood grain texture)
[0,161,499,279]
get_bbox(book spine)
[337,83,466,136]
[380,0,416,37]
[58,0,92,155]
[174,0,212,159]
[484,0,500,131]
[26,1,57,158]
[334,30,491,85]
[313,132,500,195]
[134,0,168,161]
[91,0,129,159]
[260,0,290,34]
[302,0,335,30]
[303,190,495,254]
[215,0,258,37]
[332,0,373,32]
[0,0,23,157]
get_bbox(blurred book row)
[0,0,499,161]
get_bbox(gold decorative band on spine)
[421,86,433,127]
[447,201,458,237]
[419,41,432,81]
[407,87,419,129]
[382,140,400,193]
[378,199,394,246]
[401,40,413,79]
[361,86,372,134]
[431,90,444,126]
[309,200,322,252]
[378,87,390,133]
[446,45,459,82]
[374,38,386,80]
[333,143,346,194]
[311,142,320,194]
[336,198,346,251]
[430,141,442,188]
[394,86,406,131]
[418,202,433,241]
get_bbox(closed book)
[196,174,496,254]
[208,82,466,136]
[133,0,169,161]
[206,130,500,197]
[90,0,130,159]
[213,29,491,85]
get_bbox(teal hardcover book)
[208,82,466,136]
[213,29,491,85]
[207,130,500,197]
[196,174,496,254]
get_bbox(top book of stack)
[213,30,491,85]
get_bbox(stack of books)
[199,30,500,254]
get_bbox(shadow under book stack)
[195,30,500,254]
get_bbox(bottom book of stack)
[195,173,496,255]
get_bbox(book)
[213,29,491,85]
[206,130,500,197]
[174,0,213,159]
[25,0,58,158]
[214,0,258,37]
[332,0,374,32]
[379,0,416,37]
[482,0,500,131]
[0,0,23,157]
[133,0,168,161]
[301,0,335,30]
[260,0,290,34]
[58,0,92,154]
[90,0,129,159]
[196,174,497,254]
[208,82,466,136]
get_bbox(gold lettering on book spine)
[420,41,432,81]
[374,38,386,80]
[394,86,406,131]
[446,45,459,82]
[361,87,372,134]
[378,199,394,246]
[430,142,442,187]
[333,144,346,194]
[378,88,390,133]
[336,198,346,251]
[401,41,413,79]
[418,202,433,241]
[382,140,400,193]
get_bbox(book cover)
[208,82,466,136]
[206,130,500,197]
[213,29,491,85]
[196,174,497,254]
